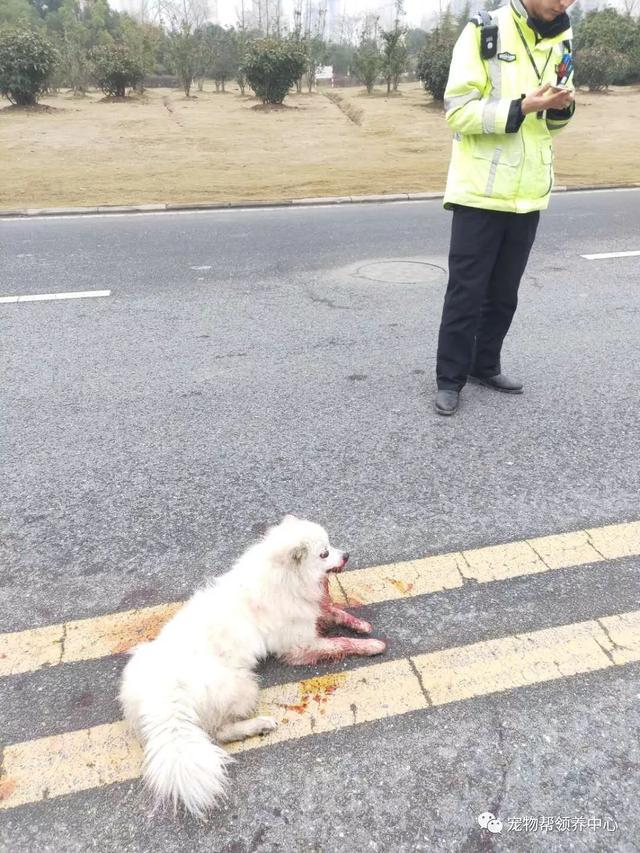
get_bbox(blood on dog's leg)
[216,717,277,744]
[319,578,371,634]
[284,636,386,665]
[325,604,372,634]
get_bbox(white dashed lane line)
[581,250,640,260]
[0,290,111,304]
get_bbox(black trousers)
[436,205,540,391]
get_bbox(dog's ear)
[289,543,308,565]
[282,513,299,523]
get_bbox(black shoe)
[469,373,524,394]
[435,389,459,415]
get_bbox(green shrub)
[91,43,145,98]
[169,26,198,98]
[0,27,58,106]
[353,38,383,94]
[575,8,640,84]
[574,46,626,91]
[243,38,307,105]
[416,37,454,102]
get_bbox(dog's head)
[265,514,349,580]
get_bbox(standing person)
[435,0,576,416]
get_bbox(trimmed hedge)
[243,39,307,104]
[0,28,58,106]
[91,43,145,98]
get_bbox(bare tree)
[337,13,365,46]
[137,0,151,22]
[235,0,250,94]
[242,0,286,35]
[382,0,407,93]
[160,0,209,32]
[160,0,208,96]
[361,12,381,41]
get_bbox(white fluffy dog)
[120,515,385,819]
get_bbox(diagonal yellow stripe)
[1,519,639,678]
[1,608,639,810]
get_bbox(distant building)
[316,64,334,84]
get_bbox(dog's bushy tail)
[138,699,232,820]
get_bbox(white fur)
[120,516,382,819]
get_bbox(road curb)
[1,184,638,219]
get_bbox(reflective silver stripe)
[485,147,502,196]
[482,97,501,133]
[444,91,481,113]
[485,15,502,98]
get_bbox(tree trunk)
[15,93,37,106]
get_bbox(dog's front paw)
[353,618,372,634]
[255,716,278,735]
[362,639,386,656]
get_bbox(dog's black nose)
[342,552,349,564]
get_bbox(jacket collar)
[510,0,572,42]
[511,0,531,20]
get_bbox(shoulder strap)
[470,9,499,59]
[470,10,493,27]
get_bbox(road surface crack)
[596,619,629,658]
[585,533,607,561]
[306,290,354,310]
[56,622,68,665]
[408,657,432,707]
[490,708,514,827]
[527,541,551,570]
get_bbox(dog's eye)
[319,549,329,559]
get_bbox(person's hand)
[522,82,575,115]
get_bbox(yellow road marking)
[1,608,639,810]
[0,603,183,678]
[2,520,639,678]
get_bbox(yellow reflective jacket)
[443,0,575,213]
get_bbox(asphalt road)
[1,190,640,852]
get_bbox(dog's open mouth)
[326,553,349,574]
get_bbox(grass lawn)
[0,81,638,210]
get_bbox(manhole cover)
[354,260,446,284]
